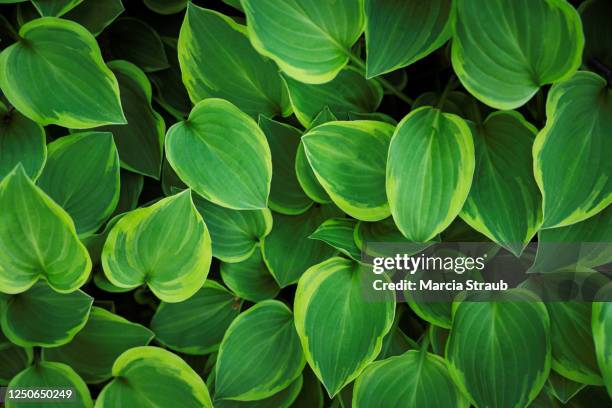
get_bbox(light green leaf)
[262,205,343,287]
[294,257,395,397]
[0,17,125,128]
[446,290,551,408]
[96,346,213,408]
[63,0,125,36]
[166,98,272,210]
[105,17,168,72]
[241,0,365,84]
[309,218,360,261]
[102,190,212,302]
[258,116,312,215]
[353,350,468,408]
[580,0,612,69]
[0,282,92,347]
[178,4,289,118]
[42,307,153,383]
[37,132,120,237]
[221,248,280,303]
[533,71,611,228]
[150,280,241,355]
[31,0,83,17]
[95,60,165,179]
[214,376,303,408]
[282,67,382,128]
[460,111,541,256]
[191,192,272,263]
[303,120,394,221]
[7,362,93,408]
[364,0,453,77]
[215,300,305,401]
[452,0,584,109]
[387,106,474,242]
[593,289,612,398]
[0,330,32,384]
[0,101,46,180]
[0,165,91,294]
[144,0,186,15]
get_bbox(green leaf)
[460,111,541,256]
[353,350,469,408]
[0,330,32,384]
[149,38,191,118]
[446,290,551,408]
[112,170,143,217]
[0,101,46,180]
[95,60,165,179]
[63,0,125,36]
[241,0,365,84]
[7,361,93,408]
[533,71,612,228]
[0,17,125,128]
[150,280,240,355]
[37,132,120,237]
[214,376,303,408]
[102,190,212,302]
[96,346,213,408]
[191,192,272,263]
[294,257,395,397]
[1,282,92,347]
[0,165,91,294]
[178,4,289,118]
[303,120,394,221]
[144,0,186,15]
[31,0,84,17]
[405,298,452,330]
[580,0,612,69]
[105,17,168,72]
[291,368,324,408]
[387,107,474,242]
[166,99,272,210]
[221,248,280,303]
[354,217,434,258]
[452,0,584,109]
[364,0,453,77]
[262,205,343,287]
[547,371,587,404]
[593,292,612,398]
[309,218,361,261]
[216,300,305,401]
[258,116,312,215]
[42,307,153,383]
[282,67,382,128]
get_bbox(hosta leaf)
[0,17,125,128]
[452,0,583,109]
[144,0,186,15]
[447,290,551,408]
[354,217,434,258]
[353,350,468,408]
[96,347,213,408]
[533,71,612,228]
[0,330,32,384]
[593,289,612,397]
[150,280,241,355]
[294,257,395,397]
[105,17,168,72]
[460,111,541,256]
[192,192,272,263]
[365,0,453,77]
[216,300,305,401]
[42,307,153,383]
[282,67,382,128]
[387,107,474,242]
[221,248,280,303]
[0,100,46,180]
[292,368,324,408]
[149,39,191,118]
[259,116,312,215]
[178,4,289,118]
[0,165,91,294]
[303,120,394,221]
[0,282,92,347]
[112,170,143,217]
[166,99,272,210]
[102,190,212,302]
[241,0,365,84]
[7,362,93,408]
[406,298,452,330]
[95,60,165,179]
[214,376,303,408]
[546,371,586,404]
[262,205,343,287]
[37,132,120,237]
[309,218,360,261]
[378,319,418,360]
[31,0,83,17]
[580,0,612,68]
[63,0,125,36]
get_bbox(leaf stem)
[437,74,458,110]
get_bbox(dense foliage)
[0,0,610,407]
